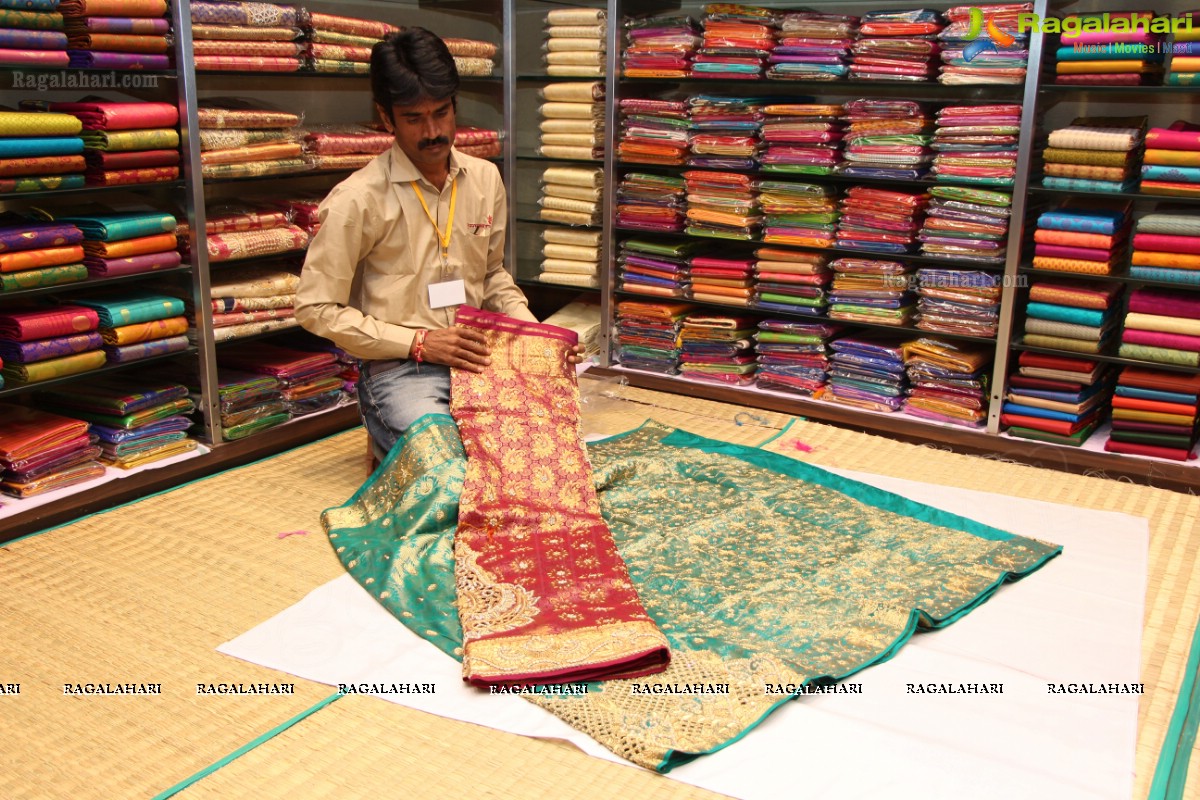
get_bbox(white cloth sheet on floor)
[220,468,1148,800]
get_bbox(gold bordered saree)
[322,316,1061,771]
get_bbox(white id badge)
[428,279,466,309]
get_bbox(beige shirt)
[295,143,534,361]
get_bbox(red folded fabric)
[0,404,90,462]
[1110,394,1199,415]
[1104,438,1196,461]
[0,305,99,341]
[1131,232,1200,255]
[1118,366,1200,394]
[1145,127,1200,151]
[1018,351,1098,372]
[1001,413,1091,436]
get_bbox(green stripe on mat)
[151,693,344,799]
[1150,610,1200,800]
[4,425,363,547]
[755,417,798,448]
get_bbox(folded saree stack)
[1054,11,1164,86]
[622,13,698,79]
[930,104,1020,187]
[538,226,600,288]
[0,404,103,498]
[0,218,86,292]
[1041,115,1146,192]
[302,124,391,171]
[201,202,309,265]
[678,312,757,384]
[0,304,104,386]
[543,6,604,77]
[1002,351,1115,445]
[1119,287,1200,367]
[0,0,69,69]
[538,82,604,161]
[541,297,603,356]
[687,95,762,170]
[61,0,169,70]
[446,38,497,78]
[826,332,911,412]
[693,3,778,79]
[200,263,301,343]
[299,10,398,75]
[615,172,686,232]
[0,109,85,193]
[753,318,837,395]
[209,365,287,439]
[618,237,696,298]
[35,375,197,468]
[758,180,838,255]
[838,99,932,180]
[752,246,830,316]
[1106,366,1200,460]
[1168,11,1200,85]
[190,0,302,73]
[915,270,1001,337]
[836,186,928,253]
[768,12,855,80]
[538,164,602,229]
[902,337,991,426]
[617,98,690,166]
[20,100,180,186]
[1022,279,1124,356]
[615,299,694,374]
[219,340,345,418]
[684,169,760,240]
[198,99,308,179]
[1030,203,1131,276]
[62,208,179,282]
[849,7,944,82]
[1140,121,1200,197]
[938,3,1030,85]
[828,257,914,326]
[70,291,187,363]
[1130,211,1200,285]
[759,102,843,176]
[918,185,1012,264]
[273,327,358,392]
[272,194,322,237]
[453,126,500,160]
[686,253,753,306]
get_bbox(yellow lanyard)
[411,177,457,263]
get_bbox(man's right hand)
[419,326,491,372]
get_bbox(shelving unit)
[593,0,1200,486]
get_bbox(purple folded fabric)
[1122,328,1200,352]
[0,222,84,253]
[102,334,189,363]
[0,331,102,363]
[84,249,182,277]
[1034,243,1116,262]
[67,50,170,70]
[1128,287,1200,319]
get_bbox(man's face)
[380,96,456,173]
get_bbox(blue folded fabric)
[1114,385,1199,404]
[0,137,84,159]
[1037,209,1124,234]
[1001,402,1086,423]
[1025,302,1108,327]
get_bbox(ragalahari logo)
[963,7,1019,62]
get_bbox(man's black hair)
[370,27,460,115]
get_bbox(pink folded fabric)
[1122,328,1200,353]
[1034,244,1114,262]
[1128,288,1200,319]
[1131,232,1200,255]
[1145,127,1200,151]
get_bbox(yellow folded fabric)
[1056,60,1155,74]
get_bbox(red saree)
[450,306,671,687]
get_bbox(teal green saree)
[323,414,1060,771]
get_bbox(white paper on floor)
[220,469,1149,800]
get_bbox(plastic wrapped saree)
[321,308,1061,770]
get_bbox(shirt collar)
[387,142,465,189]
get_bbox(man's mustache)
[419,136,450,149]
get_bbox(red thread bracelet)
[411,329,428,363]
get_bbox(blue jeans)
[357,360,452,459]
